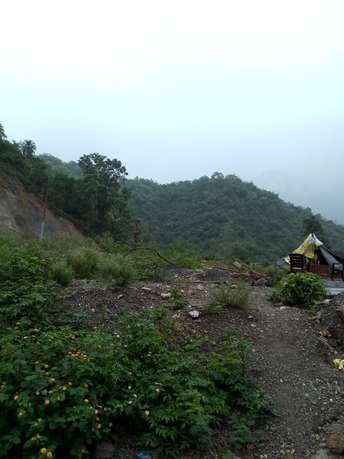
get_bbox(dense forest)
[1,124,344,262]
[127,176,344,262]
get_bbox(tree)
[78,153,129,236]
[19,140,36,159]
[302,215,327,243]
[0,123,7,142]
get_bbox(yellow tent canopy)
[285,233,323,263]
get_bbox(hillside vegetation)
[0,125,130,240]
[1,123,344,263]
[127,176,344,262]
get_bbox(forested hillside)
[127,175,344,262]
[0,124,130,240]
[2,123,344,263]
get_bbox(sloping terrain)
[0,174,82,238]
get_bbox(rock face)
[0,174,82,239]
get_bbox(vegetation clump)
[0,312,267,458]
[50,260,74,287]
[205,284,249,314]
[272,273,326,306]
[97,253,136,285]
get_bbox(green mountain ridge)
[35,152,344,262]
[127,175,344,262]
[1,125,342,264]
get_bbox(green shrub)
[0,245,58,327]
[50,260,74,286]
[0,312,267,458]
[97,254,135,286]
[272,273,326,305]
[205,284,249,313]
[67,248,99,279]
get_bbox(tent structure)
[286,233,344,279]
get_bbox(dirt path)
[183,286,344,459]
[237,291,344,459]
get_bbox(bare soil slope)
[0,174,82,238]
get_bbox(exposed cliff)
[0,174,82,238]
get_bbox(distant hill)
[127,175,344,262]
[25,151,344,262]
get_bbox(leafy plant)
[272,273,326,306]
[0,311,267,458]
[0,245,58,327]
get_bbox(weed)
[205,284,249,313]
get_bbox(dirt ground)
[63,272,344,459]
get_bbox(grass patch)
[204,284,250,314]
[97,253,136,286]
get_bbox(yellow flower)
[47,452,53,459]
[40,448,47,455]
[13,394,19,401]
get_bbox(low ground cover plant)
[272,273,326,306]
[0,312,267,458]
[0,242,58,326]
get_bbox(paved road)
[324,279,344,296]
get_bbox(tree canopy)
[127,175,344,262]
[0,124,130,240]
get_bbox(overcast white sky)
[1,0,344,222]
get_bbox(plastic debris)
[135,453,153,459]
[188,310,200,319]
[333,359,344,371]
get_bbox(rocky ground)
[63,271,344,459]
